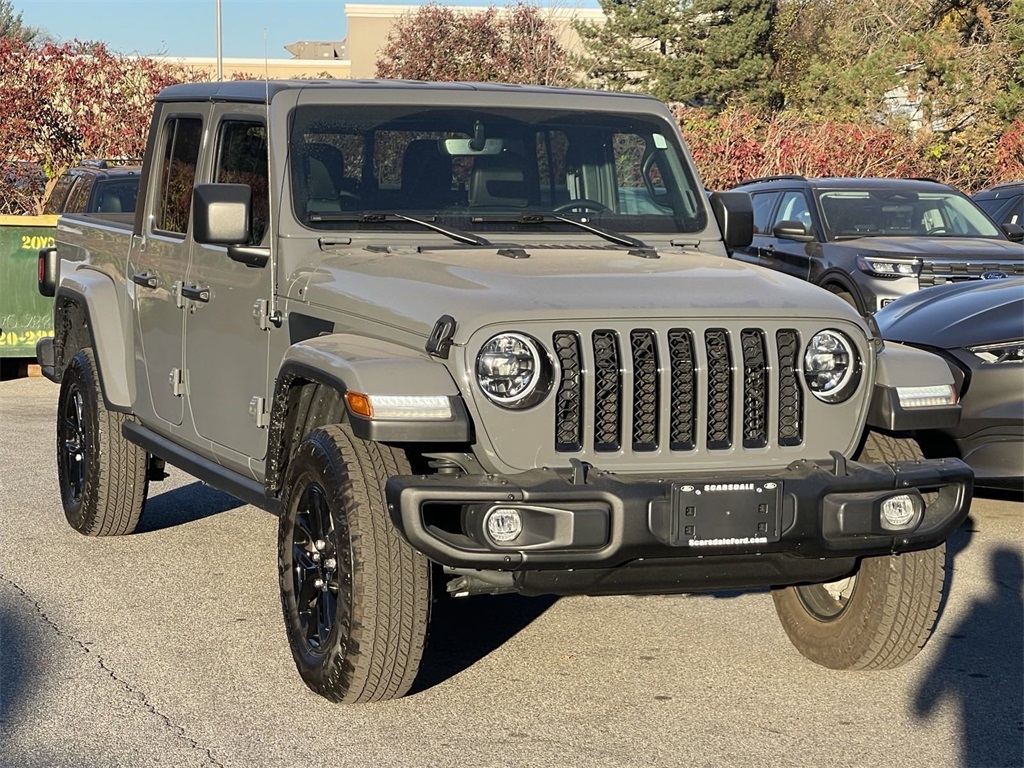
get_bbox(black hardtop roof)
[156,79,663,105]
[735,176,957,192]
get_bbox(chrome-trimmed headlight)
[967,340,1024,364]
[857,256,921,278]
[475,332,551,409]
[803,330,861,403]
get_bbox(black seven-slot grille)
[552,328,803,454]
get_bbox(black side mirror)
[38,247,57,297]
[710,191,753,248]
[773,220,815,242]
[193,183,251,246]
[1002,223,1024,242]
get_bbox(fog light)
[486,507,523,543]
[881,494,919,530]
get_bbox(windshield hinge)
[670,239,701,249]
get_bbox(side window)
[63,176,94,214]
[43,171,78,214]
[750,192,779,234]
[215,120,269,243]
[155,117,203,235]
[773,191,812,230]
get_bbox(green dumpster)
[0,215,57,358]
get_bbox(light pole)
[216,0,223,81]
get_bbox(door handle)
[180,284,211,303]
[131,272,159,289]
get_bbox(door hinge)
[249,396,269,428]
[252,299,282,331]
[169,367,186,397]
[173,280,186,310]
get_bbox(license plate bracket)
[670,481,782,548]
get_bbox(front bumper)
[385,456,972,595]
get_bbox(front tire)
[56,348,148,536]
[278,425,430,703]
[771,432,946,670]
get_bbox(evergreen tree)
[0,1,42,44]
[575,0,779,108]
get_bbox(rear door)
[129,111,205,428]
[183,107,272,463]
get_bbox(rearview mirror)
[440,138,506,156]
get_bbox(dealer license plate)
[670,481,782,547]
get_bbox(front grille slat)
[630,330,659,451]
[668,329,696,451]
[776,329,803,446]
[554,325,806,456]
[592,330,622,452]
[553,332,583,452]
[741,329,768,448]
[704,329,733,450]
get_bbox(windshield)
[288,104,707,236]
[818,189,1003,240]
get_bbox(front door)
[184,110,272,461]
[130,113,205,427]
[761,190,814,281]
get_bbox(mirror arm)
[227,245,270,268]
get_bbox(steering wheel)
[926,226,949,235]
[554,199,609,214]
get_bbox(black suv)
[43,158,141,215]
[973,181,1023,228]
[730,175,1024,314]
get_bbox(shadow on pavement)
[411,582,557,696]
[914,546,1024,768]
[136,480,247,533]
[0,605,32,730]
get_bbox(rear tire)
[771,431,946,670]
[56,348,148,536]
[278,425,430,703]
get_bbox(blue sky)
[20,0,350,58]
[20,0,507,59]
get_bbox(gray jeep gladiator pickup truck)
[36,80,972,704]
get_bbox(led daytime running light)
[896,385,957,408]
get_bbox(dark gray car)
[876,277,1024,490]
[730,176,1024,315]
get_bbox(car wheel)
[56,348,148,536]
[771,431,946,670]
[278,424,430,703]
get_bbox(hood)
[833,236,1024,260]
[297,244,862,340]
[875,277,1024,349]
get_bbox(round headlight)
[803,330,860,403]
[476,332,550,408]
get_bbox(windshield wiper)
[308,212,491,247]
[475,213,650,250]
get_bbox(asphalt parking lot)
[1,375,1021,768]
